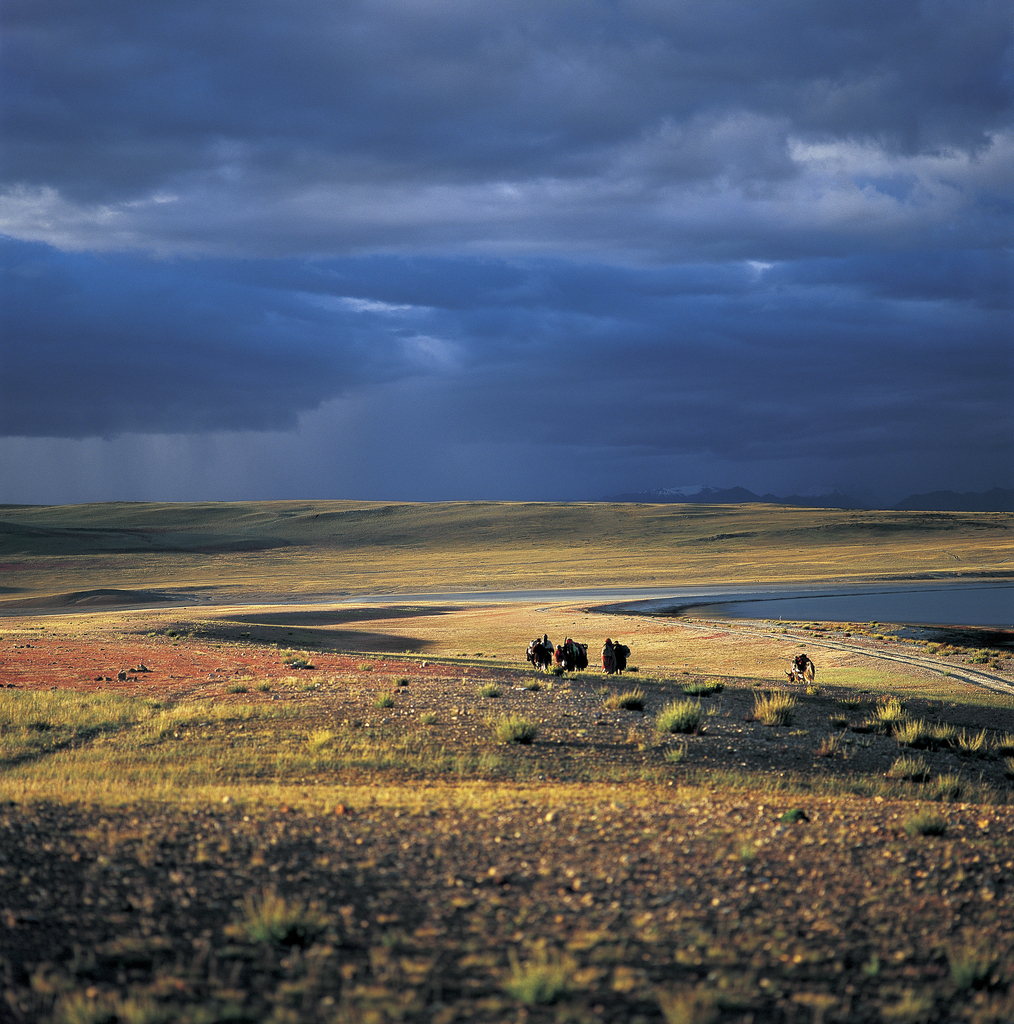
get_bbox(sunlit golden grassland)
[3,660,1012,814]
[0,499,1009,603]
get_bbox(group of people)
[526,632,814,684]
[525,633,630,674]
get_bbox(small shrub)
[283,651,315,670]
[491,715,538,744]
[904,810,947,837]
[523,679,542,692]
[395,677,410,687]
[681,679,724,697]
[419,712,437,725]
[663,743,687,764]
[604,688,645,711]
[477,683,502,698]
[753,690,796,727]
[888,755,931,782]
[805,685,820,696]
[655,699,703,735]
[356,661,374,672]
[375,694,395,709]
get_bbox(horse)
[602,639,630,674]
[526,637,554,670]
[786,653,815,684]
[555,638,588,672]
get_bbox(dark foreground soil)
[3,795,1014,1024]
[3,620,1014,1022]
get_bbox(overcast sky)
[2,0,1011,507]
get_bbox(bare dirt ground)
[3,602,1014,1022]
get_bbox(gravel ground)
[2,610,1014,1022]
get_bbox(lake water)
[670,584,1013,628]
[336,581,1014,629]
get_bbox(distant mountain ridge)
[605,485,1014,511]
[891,487,1014,512]
[604,485,861,508]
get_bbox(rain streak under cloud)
[1,0,1011,505]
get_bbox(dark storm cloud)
[2,0,1010,258]
[0,1,1010,502]
[4,240,1008,491]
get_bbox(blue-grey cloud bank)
[2,0,1011,506]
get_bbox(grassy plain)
[1,499,1010,603]
[1,500,1013,1023]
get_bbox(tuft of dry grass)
[655,699,703,735]
[753,690,797,727]
[490,714,538,744]
[603,688,645,711]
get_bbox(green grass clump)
[948,941,998,991]
[753,690,796,727]
[681,679,724,697]
[282,651,314,670]
[229,888,326,947]
[663,743,688,764]
[226,683,249,694]
[419,712,438,725]
[887,755,931,782]
[477,683,502,698]
[955,728,989,757]
[993,732,1014,755]
[305,728,335,753]
[375,694,395,709]
[657,984,719,1024]
[502,946,573,1005]
[604,688,645,711]
[873,697,906,731]
[894,719,959,750]
[904,810,947,836]
[523,679,542,692]
[395,677,410,687]
[491,715,538,744]
[655,699,702,735]
[931,773,963,802]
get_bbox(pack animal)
[555,638,588,672]
[786,653,816,684]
